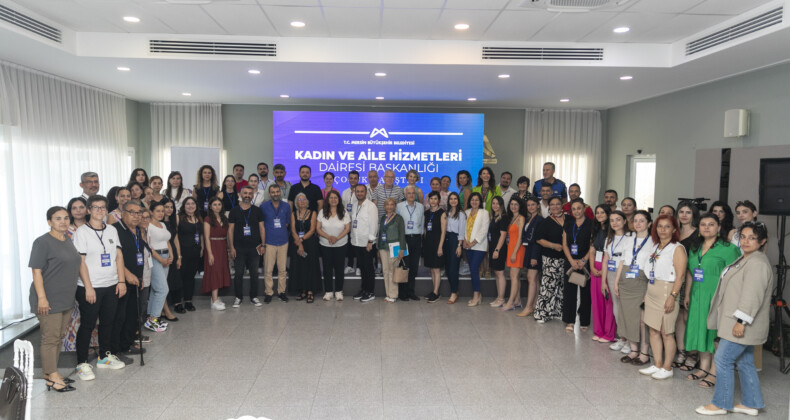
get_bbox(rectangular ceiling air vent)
[686,7,783,56]
[149,40,276,57]
[0,4,61,43]
[482,47,603,61]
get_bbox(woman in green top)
[471,167,502,212]
[684,213,741,387]
[456,170,473,210]
[378,197,407,303]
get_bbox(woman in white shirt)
[146,202,172,333]
[601,210,631,350]
[247,174,265,207]
[443,192,466,304]
[317,190,351,301]
[463,192,490,307]
[165,171,192,212]
[639,215,687,380]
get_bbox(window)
[629,156,656,212]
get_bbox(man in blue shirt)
[396,185,424,301]
[261,183,291,303]
[532,162,567,202]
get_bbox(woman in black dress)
[221,175,238,214]
[174,197,203,312]
[290,192,321,303]
[423,192,446,302]
[193,165,222,217]
[488,196,508,308]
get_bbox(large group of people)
[29,162,776,416]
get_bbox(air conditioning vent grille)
[0,4,61,43]
[150,40,276,57]
[482,47,603,61]
[686,7,783,56]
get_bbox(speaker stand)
[773,215,789,374]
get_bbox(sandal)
[687,369,710,381]
[620,353,638,363]
[295,293,306,301]
[679,354,699,371]
[631,352,651,366]
[699,373,716,388]
[306,293,314,304]
[446,295,458,304]
[672,351,688,369]
[565,324,574,332]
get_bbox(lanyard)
[384,213,395,226]
[406,203,416,220]
[242,206,252,226]
[227,192,237,209]
[698,242,715,268]
[271,202,282,220]
[202,187,212,201]
[385,187,394,199]
[355,202,363,220]
[632,235,649,265]
[610,235,625,257]
[298,209,310,230]
[650,243,668,271]
[572,221,582,244]
[428,210,436,224]
[90,223,107,253]
[131,226,140,252]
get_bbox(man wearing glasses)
[79,172,100,200]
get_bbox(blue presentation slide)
[272,111,484,191]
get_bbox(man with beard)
[257,162,273,193]
[265,164,292,202]
[288,165,323,212]
[228,186,266,307]
[261,183,291,303]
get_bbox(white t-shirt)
[622,233,654,271]
[605,234,630,264]
[73,223,121,288]
[540,201,550,218]
[147,222,171,251]
[317,211,351,247]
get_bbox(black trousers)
[234,247,261,299]
[320,244,346,292]
[354,245,376,293]
[400,234,422,296]
[562,266,592,326]
[76,285,118,363]
[174,253,201,302]
[444,232,461,293]
[346,240,355,268]
[117,282,144,352]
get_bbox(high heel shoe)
[489,298,504,308]
[46,380,76,393]
[446,295,458,304]
[44,375,75,384]
[467,297,482,307]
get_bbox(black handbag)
[0,366,27,420]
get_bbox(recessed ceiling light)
[560,98,570,103]
[374,72,387,77]
[613,26,630,33]
[498,74,510,79]
[280,94,290,98]
[116,66,130,72]
[619,75,633,80]
[182,92,192,97]
[454,23,470,30]
[290,21,305,28]
[248,69,261,75]
[467,97,477,102]
[123,16,140,23]
[375,96,384,100]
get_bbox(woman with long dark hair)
[602,210,631,350]
[488,196,508,308]
[443,192,466,304]
[562,198,593,332]
[107,187,130,225]
[732,200,758,248]
[456,170,473,210]
[501,196,526,311]
[675,201,701,370]
[423,191,446,303]
[173,197,203,312]
[472,167,501,212]
[148,176,167,208]
[621,197,637,231]
[534,196,567,323]
[464,192,490,306]
[517,197,543,317]
[203,197,230,310]
[710,201,736,242]
[221,175,238,214]
[165,171,192,212]
[317,190,351,301]
[66,197,88,240]
[589,204,613,341]
[193,165,223,217]
[128,168,149,189]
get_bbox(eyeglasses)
[125,210,143,216]
[90,206,107,211]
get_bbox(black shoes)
[174,304,186,314]
[46,381,76,392]
[353,290,365,300]
[184,302,196,311]
[409,294,420,301]
[264,295,273,304]
[360,292,375,302]
[398,296,409,301]
[426,293,440,303]
[278,293,289,303]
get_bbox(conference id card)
[487,233,491,242]
[203,201,208,211]
[607,260,617,272]
[194,233,200,244]
[353,220,358,229]
[381,233,387,242]
[346,203,352,212]
[100,253,111,267]
[298,231,305,238]
[273,218,281,229]
[595,251,603,263]
[693,268,704,282]
[136,252,144,266]
[570,244,579,256]
[626,264,639,279]
[243,225,252,237]
[426,222,433,232]
[649,271,655,284]
[407,221,414,230]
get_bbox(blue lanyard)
[632,235,649,265]
[131,227,140,252]
[385,187,394,199]
[406,204,416,220]
[572,221,582,244]
[202,187,212,201]
[242,206,252,225]
[428,211,436,224]
[610,235,625,257]
[227,192,237,209]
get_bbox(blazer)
[707,251,774,345]
[464,208,490,252]
[522,214,544,264]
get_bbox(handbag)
[394,259,409,284]
[0,366,27,420]
[567,266,590,287]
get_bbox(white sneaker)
[609,339,626,351]
[334,291,344,301]
[323,292,333,301]
[639,365,660,376]
[355,268,361,276]
[459,264,470,275]
[384,297,396,303]
[251,297,263,307]
[232,298,242,308]
[76,363,95,381]
[344,266,355,274]
[212,299,226,311]
[375,264,382,274]
[96,352,125,370]
[651,368,673,380]
[621,344,632,354]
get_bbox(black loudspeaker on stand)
[772,216,789,374]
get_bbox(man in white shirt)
[366,170,380,203]
[342,170,363,274]
[539,183,553,218]
[350,184,378,302]
[396,185,424,301]
[499,171,517,206]
[257,162,274,193]
[80,171,100,200]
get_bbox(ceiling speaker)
[724,109,749,138]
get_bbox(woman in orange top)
[501,196,526,311]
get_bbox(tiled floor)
[28,297,790,420]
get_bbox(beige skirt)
[644,279,680,334]
[617,270,649,343]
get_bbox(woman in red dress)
[202,197,231,310]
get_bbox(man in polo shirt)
[604,189,619,213]
[73,195,126,380]
[373,170,404,217]
[366,170,380,202]
[350,184,379,302]
[80,171,100,200]
[112,200,146,361]
[499,171,517,206]
[396,185,424,301]
[265,163,292,202]
[532,162,567,202]
[233,164,248,192]
[261,183,291,303]
[228,186,266,307]
[288,165,323,212]
[562,183,594,220]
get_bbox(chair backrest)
[13,340,33,420]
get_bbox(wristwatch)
[670,291,678,297]
[495,249,500,252]
[736,318,745,325]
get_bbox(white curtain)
[150,103,223,180]
[523,109,602,204]
[0,60,128,324]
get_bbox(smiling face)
[458,173,469,188]
[739,227,766,255]
[609,214,624,233]
[469,195,481,210]
[49,209,70,234]
[571,202,585,220]
[324,173,334,188]
[407,172,418,185]
[595,207,607,224]
[385,199,396,214]
[430,179,440,192]
[500,173,511,188]
[328,192,339,207]
[184,199,197,215]
[568,185,581,201]
[549,198,563,217]
[441,177,451,191]
[526,200,538,216]
[116,189,131,207]
[699,216,721,240]
[633,214,649,234]
[247,176,259,190]
[448,194,459,210]
[491,198,501,215]
[542,164,554,179]
[736,205,757,224]
[201,168,212,182]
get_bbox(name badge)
[649,271,655,284]
[607,259,617,272]
[407,221,414,230]
[487,232,491,242]
[203,201,208,211]
[194,233,200,244]
[101,253,111,267]
[693,268,704,282]
[381,233,387,242]
[626,264,639,279]
[347,203,352,212]
[353,220,358,229]
[136,252,144,266]
[273,218,281,229]
[571,244,579,256]
[595,251,603,263]
[298,231,305,238]
[427,222,433,232]
[243,225,252,236]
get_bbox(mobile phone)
[604,290,609,300]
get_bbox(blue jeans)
[467,250,486,292]
[148,252,170,317]
[712,338,764,411]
